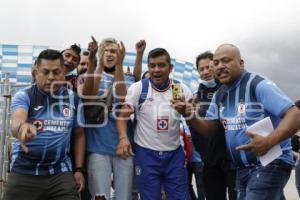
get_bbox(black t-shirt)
[190,82,231,167]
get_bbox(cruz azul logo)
[32,119,44,131]
[237,103,246,114]
[157,118,169,132]
[63,107,71,117]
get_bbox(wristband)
[74,167,84,173]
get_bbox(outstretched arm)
[114,41,127,102]
[171,96,222,136]
[78,36,100,98]
[133,40,146,81]
[11,108,36,153]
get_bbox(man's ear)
[240,59,244,69]
[170,64,174,72]
[32,64,37,75]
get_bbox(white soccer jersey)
[125,80,192,151]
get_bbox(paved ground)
[193,169,299,200]
[284,170,298,200]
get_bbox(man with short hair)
[192,51,236,200]
[4,49,85,200]
[62,44,81,74]
[62,44,81,91]
[173,44,300,200]
[116,48,191,200]
[77,51,90,75]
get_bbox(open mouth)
[64,63,74,70]
[105,56,115,62]
[153,74,162,78]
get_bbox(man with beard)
[172,44,300,200]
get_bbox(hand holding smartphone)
[172,83,183,100]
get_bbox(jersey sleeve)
[124,82,142,110]
[11,90,30,112]
[256,80,294,118]
[124,74,136,86]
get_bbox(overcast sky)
[0,0,299,100]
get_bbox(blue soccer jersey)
[206,70,294,167]
[86,72,136,155]
[10,84,84,175]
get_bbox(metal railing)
[0,73,31,198]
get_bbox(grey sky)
[0,0,299,100]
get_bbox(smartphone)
[171,83,183,100]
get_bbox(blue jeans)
[236,159,292,200]
[295,162,300,197]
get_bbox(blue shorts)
[134,144,190,200]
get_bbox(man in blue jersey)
[172,44,300,200]
[4,49,85,200]
[192,51,236,200]
[79,37,136,200]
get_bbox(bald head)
[213,44,245,86]
[215,44,242,60]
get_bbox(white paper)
[247,117,282,166]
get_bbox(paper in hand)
[247,117,282,166]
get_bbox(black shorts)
[4,172,80,200]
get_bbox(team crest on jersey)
[32,119,44,131]
[237,103,246,114]
[135,166,142,176]
[157,118,169,132]
[63,107,71,117]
